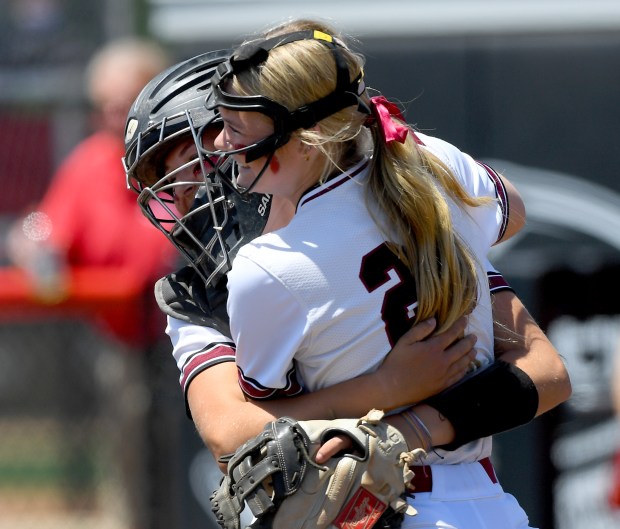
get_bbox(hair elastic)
[368,96,409,144]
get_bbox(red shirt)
[38,131,178,345]
[41,131,174,275]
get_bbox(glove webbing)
[233,453,280,517]
[231,419,312,518]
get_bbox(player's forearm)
[188,317,478,463]
[187,365,277,466]
[388,291,573,452]
[257,317,477,420]
[492,290,572,416]
[256,376,403,421]
[187,362,401,464]
[385,404,455,449]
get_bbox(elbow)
[200,437,229,474]
[536,362,573,416]
[197,428,239,466]
[197,429,238,474]
[559,368,573,405]
[553,356,573,406]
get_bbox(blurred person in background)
[4,37,178,529]
[5,37,177,342]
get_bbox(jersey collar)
[297,156,370,210]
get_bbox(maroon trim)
[299,160,369,208]
[487,271,514,294]
[408,457,497,493]
[180,342,235,390]
[237,364,304,400]
[477,161,509,243]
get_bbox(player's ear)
[295,130,320,160]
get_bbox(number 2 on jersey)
[359,242,418,346]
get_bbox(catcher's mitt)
[210,409,426,529]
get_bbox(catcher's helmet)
[123,49,271,288]
[123,48,230,190]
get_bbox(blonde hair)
[232,18,489,333]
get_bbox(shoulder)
[417,132,504,199]
[417,133,477,178]
[67,131,123,159]
[227,247,308,330]
[155,266,231,335]
[228,247,288,301]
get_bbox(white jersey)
[227,133,509,465]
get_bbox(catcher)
[123,32,571,529]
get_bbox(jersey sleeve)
[417,133,509,246]
[484,260,515,294]
[227,252,306,399]
[166,315,236,415]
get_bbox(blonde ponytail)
[366,124,484,333]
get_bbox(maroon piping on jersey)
[237,364,304,400]
[487,271,514,294]
[180,342,236,392]
[477,161,509,243]
[298,159,369,209]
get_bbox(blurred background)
[1,1,620,528]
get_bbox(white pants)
[403,461,535,529]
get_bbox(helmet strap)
[208,29,370,164]
[231,151,275,195]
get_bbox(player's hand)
[315,434,353,464]
[373,316,477,410]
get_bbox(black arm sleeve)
[424,360,539,451]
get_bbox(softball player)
[205,19,543,528]
[123,37,571,529]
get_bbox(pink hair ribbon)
[369,96,409,144]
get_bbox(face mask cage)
[124,106,223,190]
[136,142,236,287]
[130,111,271,287]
